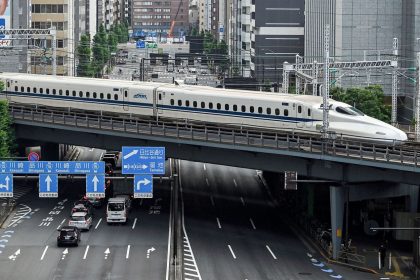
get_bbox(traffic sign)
[0,161,105,174]
[219,27,224,33]
[39,174,58,198]
[136,40,145,49]
[28,152,40,162]
[122,147,165,174]
[134,175,153,198]
[86,174,105,198]
[0,174,13,197]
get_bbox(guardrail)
[8,104,420,168]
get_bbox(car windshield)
[108,203,124,211]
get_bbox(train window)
[308,109,311,116]
[284,109,289,116]
[225,104,229,110]
[86,92,90,98]
[233,105,237,112]
[53,89,56,95]
[170,99,174,105]
[72,90,76,97]
[59,89,63,95]
[298,106,302,113]
[275,108,280,115]
[40,88,43,94]
[114,94,118,100]
[193,101,197,107]
[100,93,104,99]
[158,94,162,100]
[93,92,97,98]
[178,100,182,106]
[186,100,190,107]
[250,106,254,113]
[258,107,262,114]
[46,88,50,94]
[14,86,17,92]
[124,91,128,97]
[217,103,221,110]
[209,102,213,109]
[107,93,111,100]
[65,90,69,96]
[7,82,10,87]
[241,105,246,112]
[21,86,24,92]
[27,87,30,92]
[33,87,37,93]
[201,102,205,109]
[266,108,271,115]
[79,91,83,97]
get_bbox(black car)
[57,226,81,247]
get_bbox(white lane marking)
[240,197,245,206]
[228,245,237,259]
[40,245,49,261]
[0,244,5,248]
[185,272,199,277]
[56,219,66,230]
[184,267,197,272]
[216,217,222,229]
[210,196,215,207]
[89,148,94,151]
[233,179,237,187]
[249,218,256,230]
[126,245,131,259]
[132,218,137,229]
[203,164,206,171]
[205,178,209,187]
[8,204,31,228]
[266,245,277,260]
[184,262,195,267]
[83,245,90,260]
[94,218,102,229]
[1,235,11,238]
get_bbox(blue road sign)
[136,40,145,49]
[0,161,105,174]
[122,147,165,174]
[0,19,5,39]
[86,174,105,198]
[134,175,153,198]
[39,174,58,198]
[0,174,13,197]
[219,27,224,33]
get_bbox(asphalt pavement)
[179,160,382,280]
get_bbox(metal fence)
[8,104,420,168]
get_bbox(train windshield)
[335,106,364,116]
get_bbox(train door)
[296,104,304,128]
[121,88,129,111]
[152,88,164,121]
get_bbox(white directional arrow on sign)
[45,175,52,192]
[141,164,148,170]
[104,248,110,259]
[123,150,138,160]
[92,176,99,192]
[136,178,151,191]
[0,176,10,191]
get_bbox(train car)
[0,73,407,143]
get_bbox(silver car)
[68,212,92,231]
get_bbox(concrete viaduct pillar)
[330,186,345,260]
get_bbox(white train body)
[0,73,407,143]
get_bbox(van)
[107,197,128,224]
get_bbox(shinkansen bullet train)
[0,73,407,143]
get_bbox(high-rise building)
[233,0,304,81]
[304,0,419,122]
[131,0,189,38]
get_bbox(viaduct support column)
[330,186,345,260]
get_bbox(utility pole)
[391,38,398,125]
[416,52,420,141]
[322,24,330,139]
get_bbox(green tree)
[330,85,391,123]
[0,82,15,157]
[92,24,109,77]
[76,34,94,77]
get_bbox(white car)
[68,212,93,231]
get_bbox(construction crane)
[168,0,183,38]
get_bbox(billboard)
[0,0,11,47]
